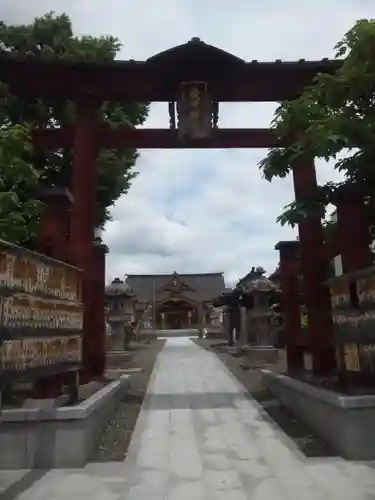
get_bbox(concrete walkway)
[5,338,375,499]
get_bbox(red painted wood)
[293,158,335,376]
[32,127,284,149]
[70,102,99,383]
[333,187,372,273]
[275,241,304,371]
[0,53,341,102]
[90,244,107,377]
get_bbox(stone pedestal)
[247,291,273,346]
[237,307,248,345]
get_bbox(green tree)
[259,19,375,239]
[0,12,148,233]
[0,123,42,243]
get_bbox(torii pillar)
[34,187,74,398]
[90,240,108,376]
[292,158,335,376]
[275,240,304,372]
[332,185,372,273]
[37,187,73,262]
[70,100,101,382]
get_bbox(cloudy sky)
[2,1,375,286]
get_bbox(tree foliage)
[0,12,148,243]
[0,123,42,243]
[259,19,375,238]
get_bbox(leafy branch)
[0,12,149,235]
[0,124,43,243]
[259,19,375,236]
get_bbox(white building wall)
[333,254,343,276]
[330,209,343,276]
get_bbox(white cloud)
[1,0,374,285]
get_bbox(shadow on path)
[0,470,49,500]
[142,391,246,410]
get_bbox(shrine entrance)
[157,299,198,330]
[0,37,344,381]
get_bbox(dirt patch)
[90,338,165,462]
[194,339,336,458]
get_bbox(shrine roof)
[268,268,281,281]
[147,38,245,66]
[125,272,225,303]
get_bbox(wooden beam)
[0,54,341,103]
[32,127,284,149]
[32,128,73,149]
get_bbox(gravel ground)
[90,339,166,462]
[193,339,336,458]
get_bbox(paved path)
[5,338,375,499]
[154,328,200,338]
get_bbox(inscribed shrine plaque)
[358,343,375,373]
[0,242,82,300]
[1,295,83,331]
[341,342,375,374]
[328,279,351,311]
[357,273,375,308]
[343,343,360,372]
[0,240,83,377]
[0,335,82,371]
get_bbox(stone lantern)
[246,276,279,346]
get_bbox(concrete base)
[22,395,68,409]
[0,375,129,469]
[137,329,160,341]
[106,350,133,368]
[204,328,226,339]
[263,370,375,460]
[242,346,279,364]
[106,333,126,351]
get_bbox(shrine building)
[106,271,225,330]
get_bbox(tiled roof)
[125,272,225,303]
[237,268,264,287]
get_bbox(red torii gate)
[0,38,369,384]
